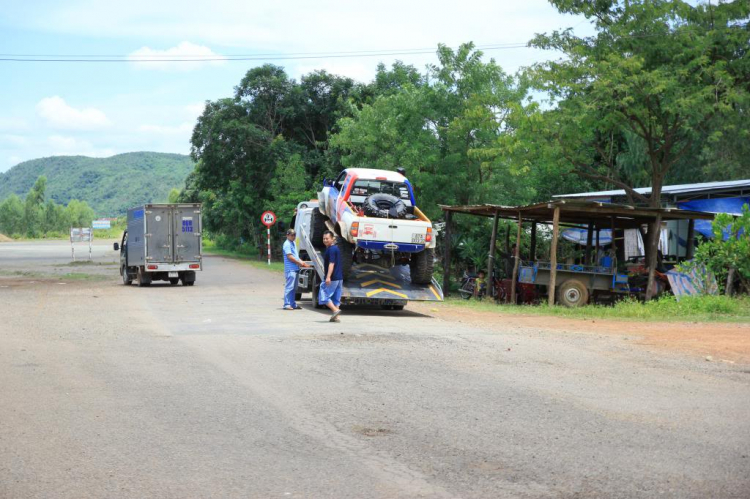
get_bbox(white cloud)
[0,117,30,132]
[0,134,29,146]
[36,96,111,131]
[48,135,115,157]
[184,103,206,120]
[8,155,23,166]
[138,122,193,135]
[128,41,227,71]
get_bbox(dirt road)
[1,240,749,498]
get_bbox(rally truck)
[114,203,203,287]
[294,201,443,310]
[314,168,435,284]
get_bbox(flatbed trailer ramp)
[298,224,444,308]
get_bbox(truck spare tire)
[363,193,408,219]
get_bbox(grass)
[0,269,107,281]
[438,294,750,323]
[203,239,285,273]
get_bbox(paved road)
[1,241,749,498]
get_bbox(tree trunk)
[725,268,736,297]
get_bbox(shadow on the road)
[297,300,432,319]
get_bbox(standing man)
[320,230,343,322]
[283,228,309,310]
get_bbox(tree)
[530,0,750,297]
[167,188,181,204]
[0,194,24,236]
[23,176,47,237]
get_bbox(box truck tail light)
[350,222,359,238]
[147,265,158,270]
[189,264,200,269]
[425,227,433,243]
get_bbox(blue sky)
[0,0,589,173]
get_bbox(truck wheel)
[169,278,179,286]
[410,248,435,285]
[295,292,302,301]
[310,210,327,248]
[557,279,589,307]
[121,266,132,286]
[136,267,151,287]
[336,238,353,281]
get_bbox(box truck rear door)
[173,206,200,262]
[146,207,173,263]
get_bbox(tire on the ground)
[136,267,151,287]
[169,278,179,286]
[295,292,302,301]
[557,279,589,307]
[121,265,132,286]
[336,237,353,281]
[310,209,327,248]
[363,193,408,219]
[410,248,435,285]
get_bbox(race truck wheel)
[410,248,435,285]
[310,210,327,248]
[557,279,589,308]
[336,237,353,281]
[363,193,408,219]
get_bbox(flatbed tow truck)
[294,203,443,310]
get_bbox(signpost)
[70,227,93,261]
[261,211,277,265]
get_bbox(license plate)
[168,272,179,278]
[411,233,425,244]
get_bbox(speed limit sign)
[261,211,277,227]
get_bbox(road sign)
[261,211,277,227]
[92,219,111,229]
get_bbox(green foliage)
[683,206,750,293]
[167,188,181,203]
[0,152,195,216]
[0,176,95,237]
[529,0,750,205]
[443,294,750,323]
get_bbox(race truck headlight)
[425,227,433,243]
[350,222,359,238]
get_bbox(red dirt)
[413,303,750,365]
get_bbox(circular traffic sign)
[261,210,277,227]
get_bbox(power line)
[0,43,532,63]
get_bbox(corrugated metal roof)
[554,179,750,199]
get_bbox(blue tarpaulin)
[678,197,749,239]
[561,228,613,245]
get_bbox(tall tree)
[530,0,750,297]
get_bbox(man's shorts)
[319,280,343,306]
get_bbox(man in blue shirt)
[320,230,343,322]
[282,228,309,310]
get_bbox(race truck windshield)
[349,180,412,205]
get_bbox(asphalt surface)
[1,240,749,498]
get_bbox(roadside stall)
[440,200,715,306]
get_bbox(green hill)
[0,152,195,216]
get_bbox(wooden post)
[487,210,500,297]
[595,227,600,266]
[584,221,594,265]
[530,222,537,261]
[686,219,695,260]
[443,210,453,297]
[645,214,662,300]
[610,216,617,255]
[548,207,561,306]
[510,212,522,304]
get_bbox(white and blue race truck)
[293,169,443,310]
[313,168,436,285]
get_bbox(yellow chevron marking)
[361,279,402,289]
[366,288,408,299]
[353,270,396,280]
[429,285,442,301]
[357,264,388,271]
